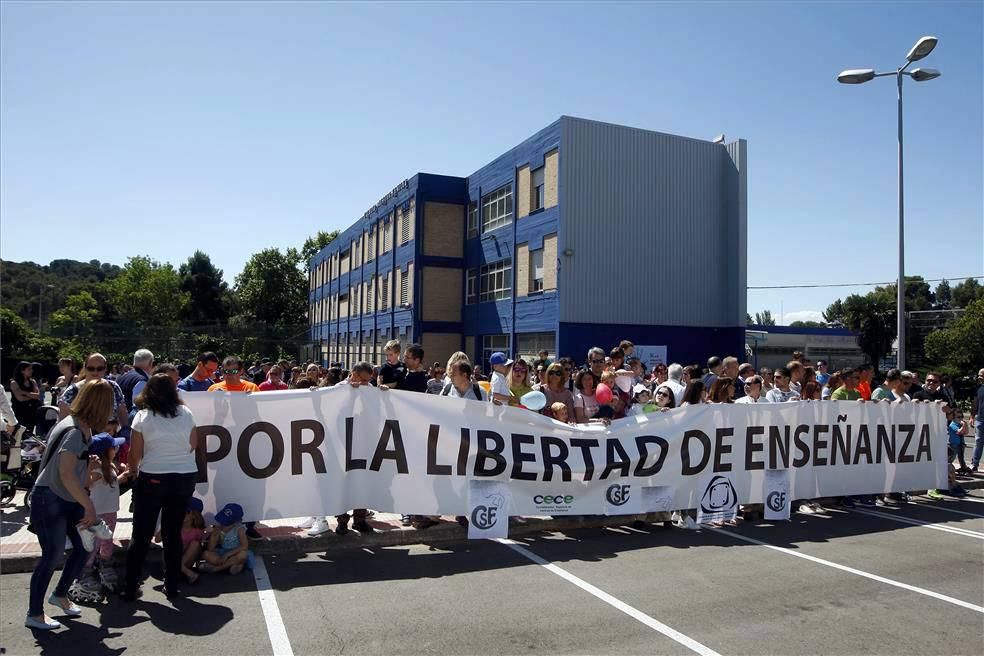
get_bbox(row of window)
[308,199,416,291]
[465,158,551,239]
[309,264,413,325]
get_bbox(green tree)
[234,248,307,325]
[108,256,190,328]
[753,310,776,326]
[934,279,952,309]
[745,312,753,325]
[789,320,824,328]
[823,299,845,325]
[179,251,230,324]
[925,298,984,373]
[952,278,984,308]
[826,291,895,367]
[49,291,100,337]
[301,230,340,263]
[0,307,34,356]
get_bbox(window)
[466,268,478,305]
[400,204,411,245]
[517,332,554,363]
[340,249,350,275]
[400,268,409,306]
[467,202,479,238]
[530,249,544,293]
[380,273,389,310]
[339,293,349,318]
[481,185,513,233]
[532,167,545,211]
[482,334,510,369]
[367,228,375,261]
[383,217,393,253]
[479,259,512,303]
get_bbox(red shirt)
[258,380,288,392]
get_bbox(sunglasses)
[548,371,562,377]
[656,391,670,398]
[514,369,528,374]
[223,369,240,375]
[86,365,107,373]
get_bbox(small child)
[85,432,128,571]
[628,385,655,416]
[181,497,207,583]
[550,402,571,424]
[203,503,253,575]
[948,409,970,475]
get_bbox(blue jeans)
[28,486,86,617]
[973,419,984,468]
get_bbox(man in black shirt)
[401,344,429,393]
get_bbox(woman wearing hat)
[122,374,199,600]
[26,379,115,631]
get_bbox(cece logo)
[606,484,631,506]
[533,494,575,505]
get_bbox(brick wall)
[422,202,464,257]
[516,243,530,297]
[545,149,559,208]
[517,165,531,219]
[421,266,463,322]
[543,233,558,290]
[421,332,463,372]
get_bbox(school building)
[307,116,748,370]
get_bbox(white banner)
[183,387,948,525]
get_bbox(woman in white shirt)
[122,374,198,600]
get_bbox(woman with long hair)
[26,380,114,630]
[540,362,574,420]
[10,361,42,430]
[123,374,199,600]
[509,359,533,401]
[573,370,600,424]
[680,380,707,406]
[653,385,677,410]
[708,377,735,403]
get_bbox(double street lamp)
[837,36,941,371]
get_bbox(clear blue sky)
[2,1,981,324]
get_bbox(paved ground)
[1,489,982,656]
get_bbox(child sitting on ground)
[181,497,208,583]
[203,503,253,575]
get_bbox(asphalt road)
[2,492,983,656]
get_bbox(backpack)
[441,382,482,400]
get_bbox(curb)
[3,479,982,575]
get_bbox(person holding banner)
[488,352,514,406]
[508,360,534,403]
[735,376,768,403]
[766,367,800,403]
[539,362,574,421]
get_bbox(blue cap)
[186,497,204,514]
[489,352,513,367]
[215,503,244,526]
[89,433,126,456]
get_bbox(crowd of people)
[4,340,983,632]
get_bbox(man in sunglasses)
[57,352,129,427]
[208,356,259,393]
[765,367,800,403]
[587,347,607,380]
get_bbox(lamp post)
[837,36,940,371]
[37,283,55,332]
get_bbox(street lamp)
[837,36,941,371]
[38,283,55,332]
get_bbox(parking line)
[495,538,721,656]
[941,495,984,504]
[848,507,984,539]
[912,502,984,519]
[709,528,984,614]
[252,555,295,656]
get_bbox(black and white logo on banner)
[696,473,738,524]
[764,469,791,521]
[604,482,643,515]
[468,480,510,539]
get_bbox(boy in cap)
[488,352,514,406]
[203,503,253,575]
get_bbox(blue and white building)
[308,116,747,369]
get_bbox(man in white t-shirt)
[663,363,687,406]
[735,375,769,403]
[488,352,513,405]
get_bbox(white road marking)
[495,538,722,656]
[710,528,984,614]
[912,502,984,519]
[252,555,295,656]
[849,507,984,539]
[941,495,984,504]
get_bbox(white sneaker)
[307,517,331,536]
[296,517,317,529]
[90,519,113,541]
[77,526,96,552]
[48,595,82,617]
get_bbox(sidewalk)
[3,476,983,575]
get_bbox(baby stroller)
[0,406,59,508]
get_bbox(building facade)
[309,116,747,369]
